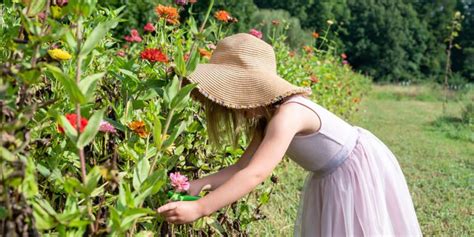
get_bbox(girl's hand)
[157,201,205,224]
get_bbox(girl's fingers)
[158,202,178,213]
[166,216,180,223]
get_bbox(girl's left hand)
[157,201,205,224]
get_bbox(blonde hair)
[185,82,273,148]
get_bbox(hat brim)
[186,64,312,109]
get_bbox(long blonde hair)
[188,85,275,149]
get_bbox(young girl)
[158,33,422,236]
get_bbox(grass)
[248,84,473,236]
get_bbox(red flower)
[249,29,263,39]
[144,23,156,33]
[58,113,88,133]
[312,32,320,38]
[341,53,347,59]
[124,29,142,43]
[141,48,168,63]
[116,51,126,57]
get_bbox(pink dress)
[279,95,422,236]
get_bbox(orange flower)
[310,74,319,83]
[353,97,361,103]
[128,121,149,138]
[303,45,313,54]
[198,48,212,59]
[289,51,296,57]
[214,10,237,23]
[155,5,179,25]
[312,32,320,38]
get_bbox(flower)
[128,121,149,138]
[99,121,116,133]
[303,45,313,54]
[207,43,216,50]
[175,0,187,6]
[56,0,68,7]
[116,50,126,57]
[310,74,319,83]
[155,5,180,25]
[312,32,320,39]
[140,48,168,63]
[249,29,263,39]
[271,19,280,25]
[353,97,361,103]
[184,53,190,61]
[327,20,334,25]
[189,0,197,3]
[214,10,237,23]
[289,51,296,57]
[48,48,72,61]
[51,6,63,19]
[58,113,88,133]
[124,29,142,43]
[169,172,190,192]
[342,60,349,65]
[198,48,212,60]
[341,53,347,59]
[143,22,155,33]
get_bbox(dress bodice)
[278,95,359,175]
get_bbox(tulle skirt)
[294,127,422,236]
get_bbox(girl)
[158,33,422,236]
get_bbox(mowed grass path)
[248,85,473,236]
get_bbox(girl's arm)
[158,105,302,223]
[187,131,263,195]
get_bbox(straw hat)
[186,33,311,109]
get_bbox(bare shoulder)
[271,100,321,137]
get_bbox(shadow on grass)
[427,116,473,143]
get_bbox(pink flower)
[341,53,348,59]
[342,60,349,65]
[249,29,263,39]
[124,29,142,43]
[143,23,155,33]
[169,172,190,192]
[175,0,187,5]
[116,50,126,57]
[99,121,116,133]
[57,0,68,7]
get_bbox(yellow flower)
[48,48,72,60]
[51,6,63,19]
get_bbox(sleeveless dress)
[278,95,422,237]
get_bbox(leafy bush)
[0,0,370,236]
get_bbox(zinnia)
[140,48,168,63]
[128,121,149,138]
[169,172,190,192]
[198,48,212,60]
[175,0,187,6]
[48,48,72,60]
[341,53,347,59]
[155,5,180,25]
[58,113,88,133]
[249,29,263,39]
[214,10,236,23]
[303,45,313,54]
[124,29,142,43]
[312,32,320,38]
[99,121,116,133]
[143,22,155,33]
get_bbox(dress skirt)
[294,126,422,236]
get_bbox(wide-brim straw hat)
[186,33,311,109]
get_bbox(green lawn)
[248,85,473,236]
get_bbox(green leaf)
[186,48,200,75]
[170,83,197,110]
[78,72,105,100]
[76,108,104,148]
[22,157,38,198]
[26,0,47,17]
[153,117,162,149]
[162,121,186,149]
[84,166,101,195]
[132,158,150,191]
[59,115,78,142]
[80,20,116,57]
[174,41,186,76]
[0,147,15,162]
[163,76,180,107]
[120,208,156,230]
[0,206,6,219]
[46,65,85,104]
[140,169,166,195]
[64,30,77,53]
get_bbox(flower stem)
[75,18,87,183]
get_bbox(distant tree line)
[103,0,473,83]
